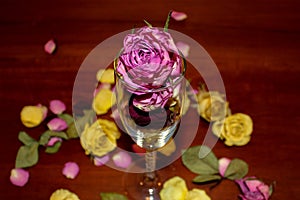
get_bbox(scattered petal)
[62,162,80,179]
[20,105,45,127]
[218,157,231,177]
[47,137,63,146]
[160,176,188,200]
[44,39,56,54]
[10,168,29,187]
[112,151,132,169]
[50,189,80,200]
[37,104,48,120]
[94,155,110,166]
[96,68,115,84]
[176,41,190,57]
[93,83,111,97]
[171,11,188,21]
[92,88,116,115]
[50,100,66,114]
[47,118,68,131]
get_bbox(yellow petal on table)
[50,188,80,200]
[186,189,211,200]
[158,139,176,156]
[20,106,44,127]
[97,119,121,140]
[96,68,115,84]
[160,176,188,200]
[92,88,116,115]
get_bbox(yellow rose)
[80,119,120,157]
[20,105,47,127]
[186,189,211,200]
[160,176,211,200]
[93,88,116,115]
[50,189,80,200]
[160,176,188,200]
[197,91,229,122]
[212,113,253,146]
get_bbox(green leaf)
[164,10,173,32]
[193,174,221,183]
[198,145,219,171]
[18,131,37,146]
[73,109,95,136]
[143,20,152,28]
[66,122,79,139]
[100,192,128,200]
[182,145,219,175]
[45,141,62,154]
[15,142,39,168]
[224,158,248,180]
[58,113,74,125]
[39,130,68,145]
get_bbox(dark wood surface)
[1,0,299,199]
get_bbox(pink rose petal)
[258,184,271,199]
[176,41,190,57]
[218,157,231,177]
[47,137,63,146]
[112,151,132,169]
[47,118,68,131]
[44,39,56,54]
[62,162,80,179]
[245,179,264,191]
[49,100,66,114]
[37,104,48,120]
[171,11,188,21]
[94,155,110,166]
[10,168,29,187]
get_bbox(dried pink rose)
[112,151,132,169]
[62,162,80,179]
[10,168,29,187]
[47,118,68,131]
[44,39,56,54]
[236,176,273,200]
[47,137,63,146]
[218,157,231,177]
[49,100,66,114]
[94,155,110,166]
[171,11,188,21]
[176,41,190,57]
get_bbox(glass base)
[122,158,177,200]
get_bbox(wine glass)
[114,54,186,199]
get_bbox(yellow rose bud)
[80,119,120,157]
[20,105,46,128]
[50,189,80,200]
[96,68,115,84]
[160,176,188,200]
[186,189,211,200]
[93,88,116,115]
[212,113,253,146]
[197,91,229,122]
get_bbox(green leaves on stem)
[182,145,248,184]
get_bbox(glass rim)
[113,55,186,93]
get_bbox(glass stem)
[145,150,157,180]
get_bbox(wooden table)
[1,0,299,199]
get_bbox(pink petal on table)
[10,168,29,187]
[47,118,68,131]
[171,11,188,21]
[44,39,56,54]
[176,41,190,57]
[62,162,80,179]
[218,157,231,177]
[245,179,264,192]
[49,100,66,114]
[112,151,132,169]
[47,137,63,146]
[94,155,110,166]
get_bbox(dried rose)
[49,100,66,114]
[197,90,229,122]
[62,162,80,179]
[50,189,80,200]
[80,119,120,157]
[236,177,273,200]
[10,168,29,187]
[212,113,253,146]
[92,88,116,115]
[20,105,47,127]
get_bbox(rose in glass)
[116,26,184,111]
